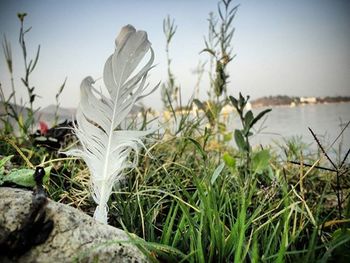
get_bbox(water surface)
[244,102,350,158]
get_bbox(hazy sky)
[0,0,349,110]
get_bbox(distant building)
[300,97,317,104]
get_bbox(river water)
[240,102,350,158]
[140,102,350,160]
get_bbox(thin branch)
[288,161,337,173]
[308,127,337,169]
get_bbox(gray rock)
[0,187,149,263]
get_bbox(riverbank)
[251,95,350,108]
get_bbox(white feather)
[65,25,157,224]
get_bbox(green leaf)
[244,110,254,126]
[229,96,238,109]
[238,92,245,109]
[193,99,204,110]
[0,155,13,168]
[0,166,52,187]
[223,152,236,168]
[218,122,226,133]
[223,132,233,142]
[252,150,271,174]
[200,48,216,57]
[0,156,14,183]
[185,137,207,161]
[234,129,247,152]
[56,77,67,99]
[211,162,225,185]
[250,108,272,128]
[29,45,40,73]
[3,169,35,187]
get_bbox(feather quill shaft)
[65,25,156,224]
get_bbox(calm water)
[148,102,349,158]
[240,102,350,156]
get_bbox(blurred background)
[0,0,349,110]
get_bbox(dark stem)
[308,127,337,169]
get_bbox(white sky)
[0,0,349,110]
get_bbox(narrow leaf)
[244,110,254,129]
[0,166,52,187]
[223,152,236,168]
[250,108,272,128]
[229,95,238,109]
[234,129,247,152]
[200,48,216,57]
[211,163,225,186]
[0,155,13,169]
[252,150,271,174]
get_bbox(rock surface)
[0,187,149,263]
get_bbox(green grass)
[1,99,349,262]
[1,103,350,263]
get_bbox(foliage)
[195,0,239,133]
[202,0,238,100]
[229,92,271,174]
[0,13,66,138]
[161,15,178,110]
[0,155,51,187]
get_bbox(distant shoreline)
[251,95,350,108]
[252,100,350,109]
